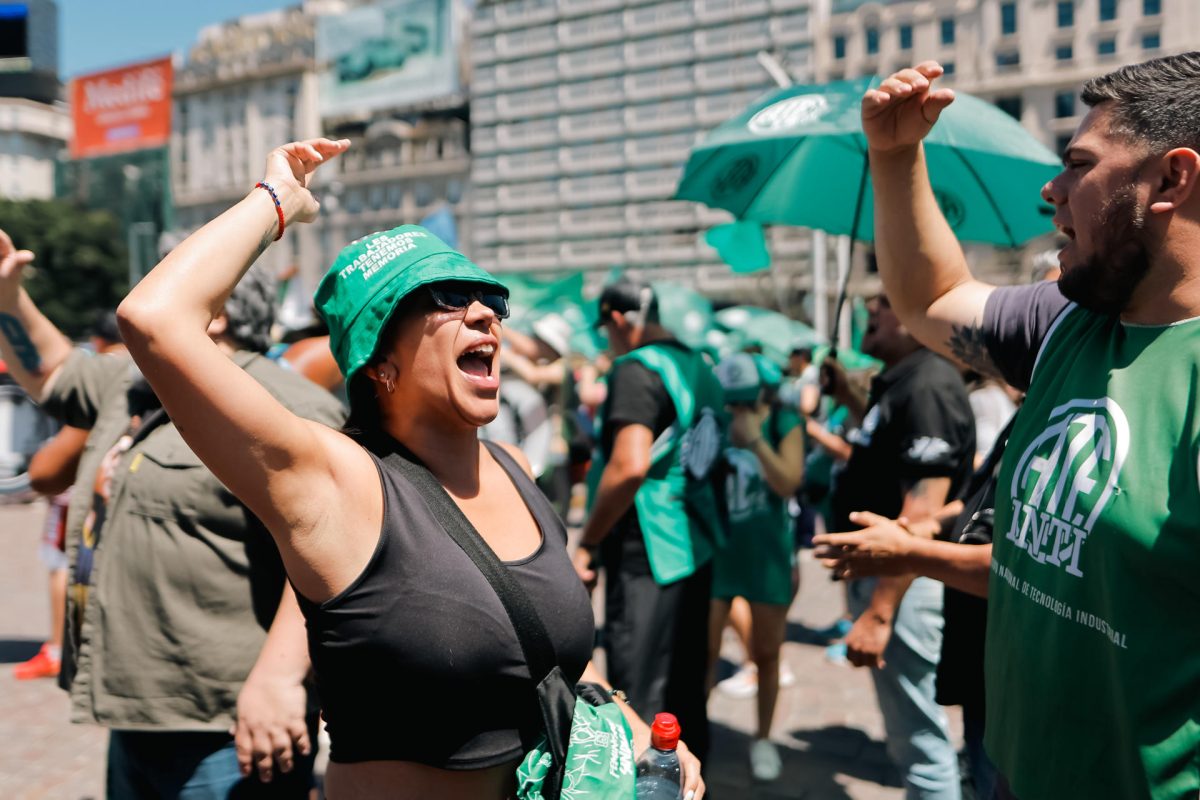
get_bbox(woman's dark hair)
[341,290,428,445]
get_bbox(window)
[1055,89,1076,118]
[940,17,955,45]
[1143,0,1161,14]
[865,27,879,55]
[995,96,1022,120]
[1097,38,1116,56]
[941,61,955,75]
[1099,0,1117,21]
[1057,0,1074,27]
[1141,32,1160,50]
[834,34,846,59]
[995,50,1020,69]
[899,24,913,50]
[1001,3,1018,35]
[1056,44,1073,60]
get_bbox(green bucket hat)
[314,225,508,383]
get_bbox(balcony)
[559,75,624,111]
[624,65,693,103]
[695,19,771,57]
[560,173,626,206]
[624,131,697,168]
[626,232,700,265]
[559,140,625,174]
[497,241,560,271]
[624,98,695,134]
[623,1,694,37]
[770,0,811,10]
[625,200,697,232]
[769,11,812,45]
[471,126,497,155]
[496,24,559,60]
[558,0,621,20]
[497,210,559,242]
[559,206,627,237]
[560,237,628,269]
[557,11,624,48]
[497,150,560,181]
[497,179,559,211]
[472,218,500,245]
[496,86,559,121]
[473,96,498,125]
[624,32,694,69]
[559,107,625,142]
[493,0,557,31]
[472,36,498,66]
[624,167,683,200]
[472,155,499,184]
[694,55,771,92]
[471,185,499,215]
[557,43,625,80]
[495,117,559,150]
[472,2,497,36]
[496,56,559,91]
[696,0,771,25]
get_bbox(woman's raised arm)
[117,139,372,562]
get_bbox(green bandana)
[314,225,507,383]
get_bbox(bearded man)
[857,53,1200,800]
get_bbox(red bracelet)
[255,181,285,241]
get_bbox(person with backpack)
[708,353,805,781]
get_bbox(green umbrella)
[675,77,1060,247]
[715,305,824,366]
[651,281,716,351]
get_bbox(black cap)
[594,276,658,328]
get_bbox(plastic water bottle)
[635,713,683,799]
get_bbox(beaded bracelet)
[255,181,285,241]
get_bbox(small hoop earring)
[384,376,395,394]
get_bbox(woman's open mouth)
[457,341,499,388]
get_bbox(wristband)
[255,181,285,241]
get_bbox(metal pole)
[836,235,852,350]
[812,229,827,340]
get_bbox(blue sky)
[59,0,290,77]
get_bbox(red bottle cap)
[650,712,681,750]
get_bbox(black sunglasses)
[427,285,510,319]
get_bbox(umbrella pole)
[830,146,870,350]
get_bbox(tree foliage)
[1,199,127,340]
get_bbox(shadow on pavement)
[0,638,42,663]
[708,721,901,800]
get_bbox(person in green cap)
[574,274,726,762]
[114,138,705,800]
[708,352,805,782]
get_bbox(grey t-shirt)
[981,281,1074,391]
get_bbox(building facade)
[466,0,818,298]
[0,97,69,199]
[818,0,1200,155]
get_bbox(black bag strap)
[376,438,560,686]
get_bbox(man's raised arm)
[865,62,1002,378]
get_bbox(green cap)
[314,225,507,383]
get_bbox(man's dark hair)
[1080,51,1200,153]
[91,311,122,346]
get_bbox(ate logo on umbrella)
[747,94,830,135]
[932,188,966,230]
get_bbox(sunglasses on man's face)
[427,285,510,319]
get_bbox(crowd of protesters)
[1,49,1198,800]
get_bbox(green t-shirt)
[984,288,1200,800]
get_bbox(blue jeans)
[849,577,961,800]
[963,703,998,800]
[107,730,315,799]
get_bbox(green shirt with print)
[986,304,1200,800]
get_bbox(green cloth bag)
[516,689,636,800]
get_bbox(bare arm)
[0,231,74,399]
[117,139,374,601]
[579,423,651,548]
[731,407,803,498]
[805,418,854,462]
[864,62,1002,378]
[27,425,89,496]
[500,348,564,387]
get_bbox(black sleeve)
[981,282,1073,392]
[606,360,674,434]
[896,382,976,482]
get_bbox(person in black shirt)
[823,293,974,800]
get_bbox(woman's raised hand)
[262,138,352,225]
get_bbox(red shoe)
[13,643,60,680]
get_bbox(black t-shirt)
[831,348,976,531]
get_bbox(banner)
[70,56,172,159]
[317,0,458,117]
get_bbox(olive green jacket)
[42,349,345,731]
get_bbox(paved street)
[0,499,960,799]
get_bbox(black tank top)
[296,439,595,768]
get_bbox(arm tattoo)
[0,312,43,374]
[947,323,1001,379]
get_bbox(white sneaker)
[716,664,758,698]
[750,738,782,782]
[779,661,796,688]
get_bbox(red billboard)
[70,56,172,159]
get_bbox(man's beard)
[1057,186,1151,316]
